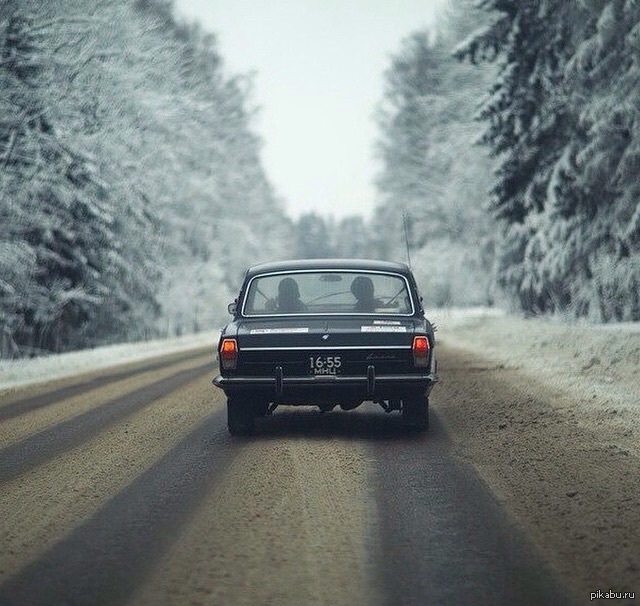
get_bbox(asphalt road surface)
[0,345,576,606]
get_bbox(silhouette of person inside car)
[351,276,382,312]
[275,277,306,313]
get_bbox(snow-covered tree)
[0,1,145,352]
[0,0,294,355]
[373,6,498,308]
[457,0,640,320]
[563,0,640,320]
[455,0,580,311]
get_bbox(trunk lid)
[233,317,422,377]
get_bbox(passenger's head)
[277,277,303,311]
[351,276,374,302]
[278,277,300,299]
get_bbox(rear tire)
[227,397,255,435]
[402,395,429,431]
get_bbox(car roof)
[244,258,412,278]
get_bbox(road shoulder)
[433,311,639,603]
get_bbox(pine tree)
[455,0,586,313]
[457,0,640,320]
[562,0,640,320]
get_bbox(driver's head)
[278,277,300,299]
[351,276,374,301]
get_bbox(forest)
[0,0,292,355]
[372,0,640,320]
[1,0,639,357]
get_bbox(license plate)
[309,355,342,375]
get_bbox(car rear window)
[242,271,414,316]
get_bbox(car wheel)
[227,397,255,435]
[402,395,429,431]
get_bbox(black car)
[213,258,438,434]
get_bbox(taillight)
[219,338,238,370]
[412,335,429,367]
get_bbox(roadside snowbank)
[430,307,639,455]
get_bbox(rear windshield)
[242,271,414,316]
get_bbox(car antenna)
[402,210,412,268]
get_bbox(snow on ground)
[430,306,640,455]
[0,330,220,392]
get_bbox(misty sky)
[173,0,448,219]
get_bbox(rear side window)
[242,271,414,316]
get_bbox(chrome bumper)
[213,369,438,398]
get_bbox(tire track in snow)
[0,361,212,483]
[0,348,210,421]
[0,410,233,606]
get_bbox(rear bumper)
[212,370,438,401]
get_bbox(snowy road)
[0,314,640,606]
[0,341,592,606]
